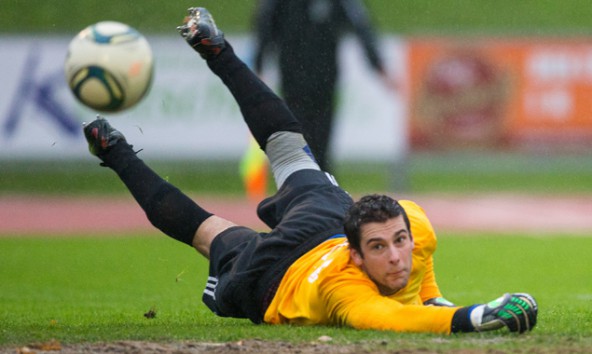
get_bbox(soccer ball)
[64,21,154,113]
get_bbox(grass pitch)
[3,152,592,196]
[1,233,591,352]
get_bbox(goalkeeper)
[82,7,537,334]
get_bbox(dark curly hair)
[343,194,411,254]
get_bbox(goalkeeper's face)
[350,215,414,296]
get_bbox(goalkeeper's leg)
[83,117,236,258]
[177,7,320,189]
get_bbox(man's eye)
[395,235,409,244]
[372,244,384,250]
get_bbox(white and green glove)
[469,293,538,333]
[451,292,538,333]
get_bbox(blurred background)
[2,0,592,197]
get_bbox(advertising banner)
[408,37,592,152]
[0,35,405,161]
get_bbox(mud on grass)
[6,338,592,354]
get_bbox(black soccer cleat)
[177,7,225,59]
[83,115,126,158]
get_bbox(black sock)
[101,142,212,246]
[206,42,302,150]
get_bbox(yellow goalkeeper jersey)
[263,200,458,334]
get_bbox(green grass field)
[2,1,591,352]
[3,151,592,196]
[1,234,591,352]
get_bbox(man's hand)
[424,297,456,307]
[470,293,537,333]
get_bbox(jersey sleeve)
[322,267,456,334]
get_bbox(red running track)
[1,194,591,236]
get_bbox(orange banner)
[408,37,592,151]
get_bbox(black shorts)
[203,169,353,323]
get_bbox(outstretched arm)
[321,275,456,334]
[327,281,537,334]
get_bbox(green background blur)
[4,0,592,35]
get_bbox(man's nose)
[388,245,401,264]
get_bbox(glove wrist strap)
[451,306,476,333]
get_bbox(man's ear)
[350,247,363,267]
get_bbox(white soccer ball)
[64,21,154,113]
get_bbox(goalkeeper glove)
[469,293,538,333]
